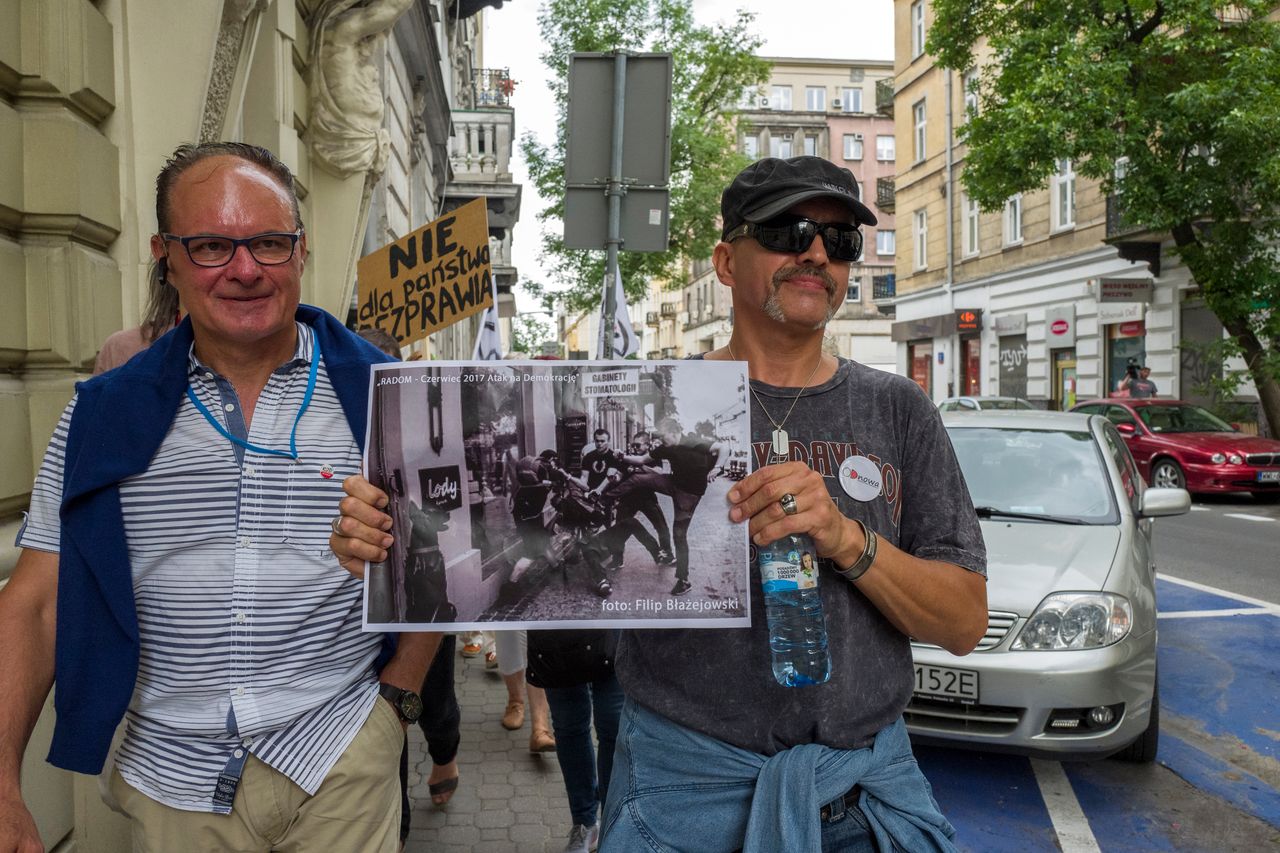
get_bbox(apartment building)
[0,1,503,848]
[889,0,1228,410]
[666,56,898,372]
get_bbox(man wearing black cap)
[1120,364,1158,398]
[326,156,988,851]
[600,156,989,852]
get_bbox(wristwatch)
[835,518,878,583]
[379,683,424,724]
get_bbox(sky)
[482,0,895,310]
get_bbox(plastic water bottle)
[758,533,831,687]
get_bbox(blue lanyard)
[185,335,321,460]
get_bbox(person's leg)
[544,684,599,828]
[636,496,673,557]
[668,490,702,593]
[108,767,269,853]
[527,682,556,752]
[418,634,461,805]
[591,673,625,818]
[277,698,404,853]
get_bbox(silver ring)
[331,516,344,536]
[779,493,798,516]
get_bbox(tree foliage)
[929,0,1280,434]
[508,313,554,355]
[520,0,769,315]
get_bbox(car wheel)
[1150,458,1185,490]
[1113,679,1159,763]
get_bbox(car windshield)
[947,427,1118,524]
[980,399,1034,410]
[1135,404,1234,433]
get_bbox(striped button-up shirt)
[19,323,381,813]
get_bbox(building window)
[1052,158,1076,230]
[963,194,980,256]
[769,85,792,111]
[913,210,928,270]
[840,87,863,112]
[912,99,927,163]
[1004,193,1023,244]
[769,134,793,158]
[876,229,896,256]
[742,134,758,159]
[876,135,895,161]
[843,134,863,160]
[962,70,978,117]
[803,134,817,156]
[805,86,826,111]
[911,0,926,58]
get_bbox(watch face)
[400,691,424,722]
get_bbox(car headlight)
[1229,453,1243,464]
[1012,593,1133,650]
[1211,452,1225,464]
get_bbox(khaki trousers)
[109,698,404,853]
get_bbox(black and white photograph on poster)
[362,359,752,631]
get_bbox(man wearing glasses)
[602,157,989,852]
[0,142,436,852]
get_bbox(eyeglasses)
[162,231,302,267]
[724,216,863,262]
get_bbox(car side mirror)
[1138,487,1191,518]
[1116,422,1137,436]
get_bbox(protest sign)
[356,197,494,347]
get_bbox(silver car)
[937,395,1036,412]
[907,411,1190,761]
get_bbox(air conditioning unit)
[758,97,771,108]
[832,98,843,110]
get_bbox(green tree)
[929,0,1280,435]
[520,0,769,315]
[508,313,554,355]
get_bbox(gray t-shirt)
[615,358,987,754]
[1129,377,1157,398]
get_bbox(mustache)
[772,265,836,293]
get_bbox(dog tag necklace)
[727,343,823,457]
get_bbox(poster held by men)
[361,359,751,632]
[356,197,495,348]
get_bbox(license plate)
[1257,470,1280,483]
[913,664,979,704]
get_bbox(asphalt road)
[1151,493,1280,603]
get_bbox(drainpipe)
[944,68,956,396]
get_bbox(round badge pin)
[320,464,335,480]
[839,455,882,502]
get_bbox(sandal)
[484,650,498,669]
[428,774,459,806]
[461,641,482,657]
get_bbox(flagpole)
[602,50,629,360]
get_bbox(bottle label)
[759,546,818,593]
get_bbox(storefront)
[1098,302,1147,396]
[891,309,983,400]
[956,310,983,396]
[1045,305,1077,410]
[994,313,1028,400]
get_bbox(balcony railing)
[661,346,678,358]
[872,273,896,302]
[646,311,660,326]
[1105,194,1141,240]
[474,68,515,108]
[876,177,895,213]
[875,77,895,115]
[646,349,661,360]
[660,303,677,317]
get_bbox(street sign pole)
[603,51,629,360]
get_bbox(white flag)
[596,266,640,360]
[472,272,502,360]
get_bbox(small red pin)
[320,464,335,480]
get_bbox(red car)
[1070,399,1280,498]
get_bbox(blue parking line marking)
[1061,762,1181,852]
[1158,612,1280,829]
[1155,578,1248,613]
[914,746,1061,852]
[1158,733,1280,831]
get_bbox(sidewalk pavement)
[403,651,575,853]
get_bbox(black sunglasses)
[724,215,863,262]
